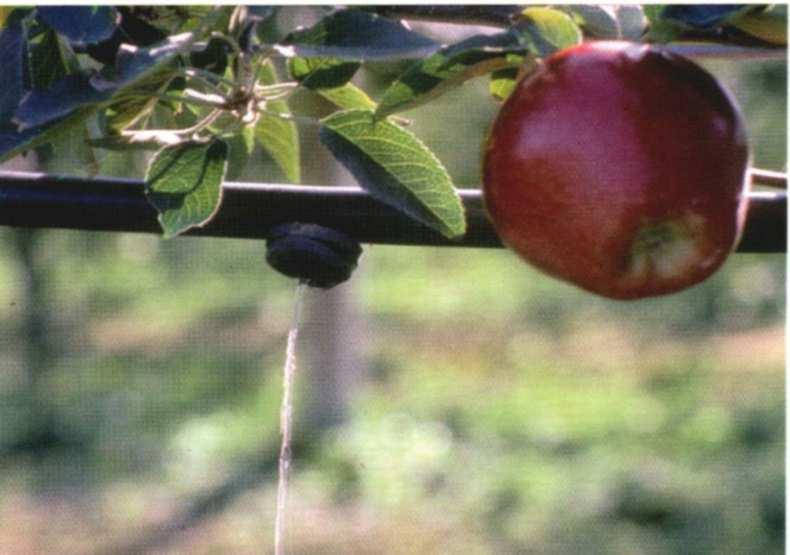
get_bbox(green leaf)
[36,121,98,176]
[516,7,583,57]
[0,7,14,29]
[189,36,230,75]
[103,69,176,133]
[315,82,377,111]
[17,31,193,132]
[661,5,751,29]
[36,6,119,45]
[255,60,300,183]
[489,62,527,102]
[376,32,526,118]
[224,129,252,181]
[90,31,194,98]
[488,53,532,103]
[287,54,376,110]
[0,13,26,124]
[0,105,100,163]
[280,9,439,61]
[730,5,787,45]
[320,109,465,239]
[288,56,360,89]
[15,74,111,130]
[643,5,683,43]
[144,139,229,238]
[27,29,70,90]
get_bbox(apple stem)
[664,43,786,60]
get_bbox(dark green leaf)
[516,7,583,57]
[662,5,750,29]
[15,74,110,130]
[0,126,44,160]
[17,32,194,132]
[376,32,526,118]
[320,109,465,239]
[0,14,26,124]
[643,5,683,43]
[189,36,230,75]
[255,61,300,183]
[36,6,118,45]
[112,6,207,36]
[108,32,194,91]
[27,29,70,90]
[288,56,360,89]
[281,9,439,61]
[489,66,520,102]
[0,105,96,162]
[145,139,229,238]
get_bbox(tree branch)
[368,5,522,28]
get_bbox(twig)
[257,107,321,127]
[369,5,522,28]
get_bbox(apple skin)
[483,41,750,300]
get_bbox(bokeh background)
[0,9,785,554]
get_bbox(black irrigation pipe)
[0,170,785,252]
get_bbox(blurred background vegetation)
[0,9,785,554]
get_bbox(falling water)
[274,281,307,555]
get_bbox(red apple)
[483,41,750,300]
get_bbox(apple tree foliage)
[0,5,784,238]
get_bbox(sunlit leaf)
[489,64,523,102]
[320,109,465,239]
[516,7,583,57]
[0,6,14,29]
[376,32,526,118]
[288,56,360,89]
[315,83,377,111]
[145,139,229,238]
[730,4,787,45]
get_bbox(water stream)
[274,281,306,555]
